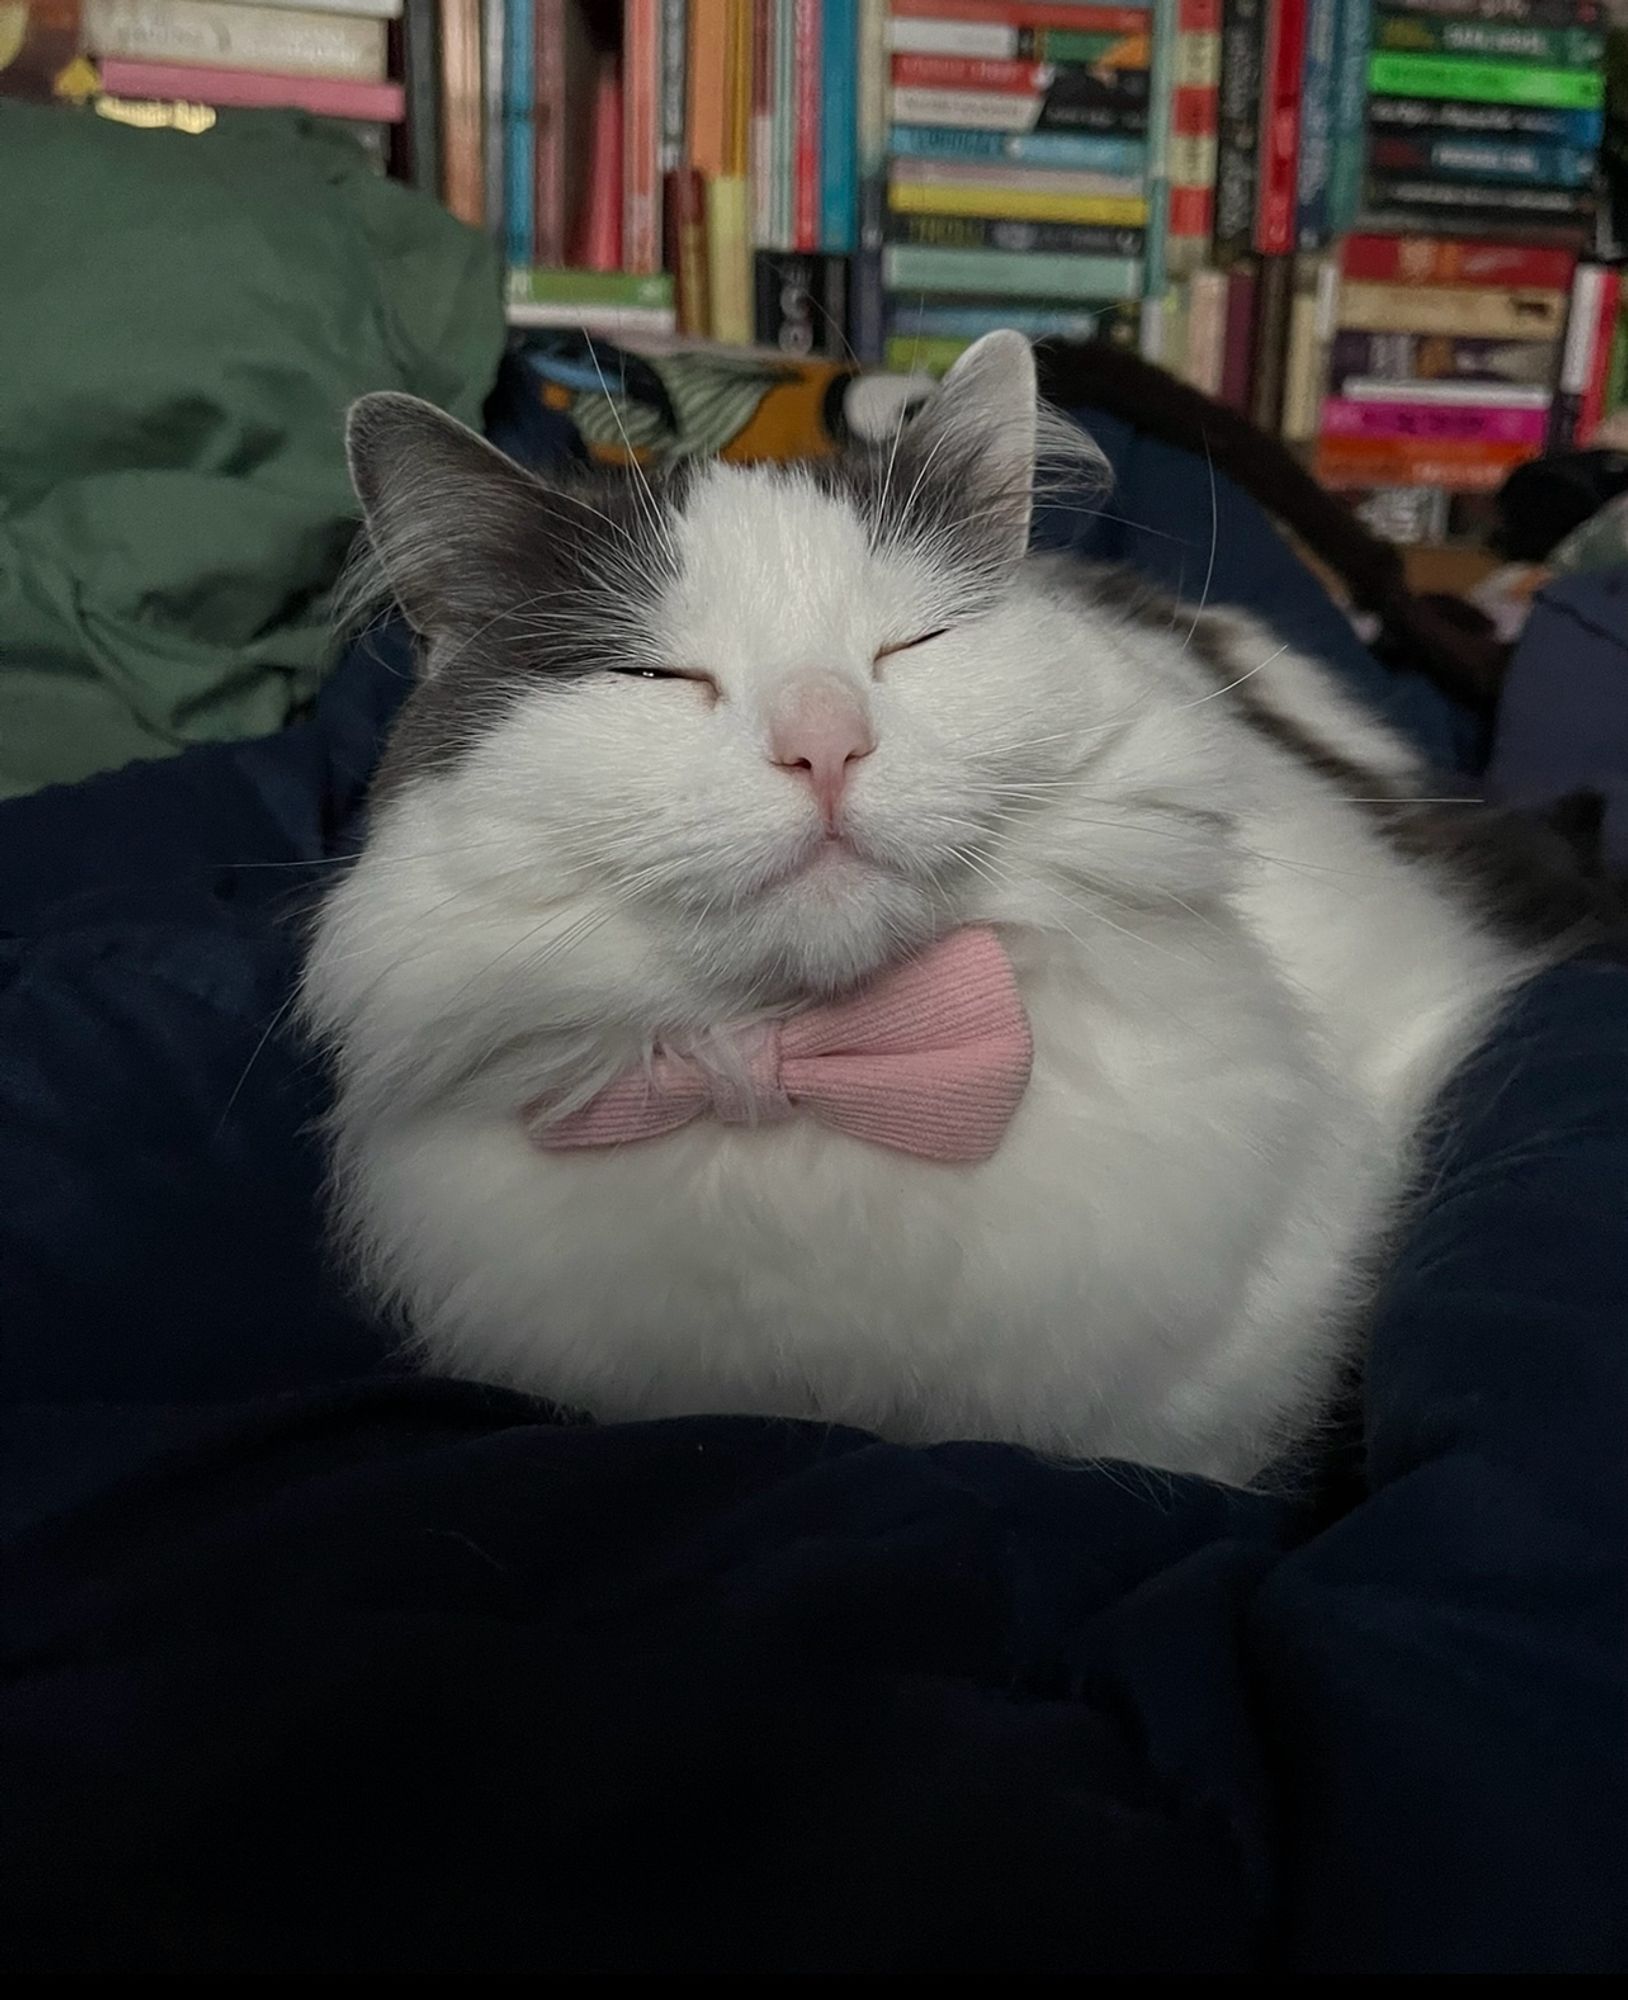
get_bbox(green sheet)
[0,103,504,795]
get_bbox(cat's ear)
[345,393,551,642]
[898,330,1105,563]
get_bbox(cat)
[301,331,1538,1485]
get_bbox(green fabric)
[0,102,504,795]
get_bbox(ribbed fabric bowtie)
[523,927,1032,1163]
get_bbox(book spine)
[662,0,688,173]
[891,156,1144,192]
[890,301,1122,339]
[1329,330,1557,389]
[820,0,858,251]
[707,168,753,342]
[575,53,623,267]
[1371,0,1597,23]
[882,242,1143,299]
[1249,246,1293,426]
[793,0,822,250]
[1294,0,1335,249]
[1372,13,1603,66]
[688,0,730,174]
[1340,279,1568,337]
[889,123,1148,173]
[1254,0,1306,256]
[675,163,710,331]
[82,0,388,79]
[1219,262,1256,408]
[505,266,675,307]
[773,0,797,246]
[623,0,662,271]
[1366,53,1605,113]
[531,0,560,262]
[1212,0,1264,261]
[1325,0,1370,235]
[439,0,483,224]
[1183,263,1229,393]
[483,0,505,240]
[890,179,1148,223]
[1166,0,1221,278]
[1367,95,1603,144]
[885,334,974,373]
[503,0,533,267]
[1580,270,1621,444]
[889,0,1149,29]
[1141,0,1176,355]
[853,0,889,361]
[1549,263,1614,447]
[888,19,1020,59]
[1341,231,1575,289]
[1369,136,1593,187]
[887,210,1145,254]
[890,86,1151,134]
[94,55,406,116]
[1314,437,1530,490]
[404,0,442,196]
[1365,176,1594,222]
[1280,248,1337,439]
[892,55,1055,94]
[749,0,777,244]
[1322,396,1547,446]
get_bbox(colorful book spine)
[1326,0,1371,235]
[1294,0,1335,249]
[793,0,821,249]
[662,0,688,172]
[888,1,1151,30]
[1321,395,1548,446]
[889,177,1147,224]
[889,124,1149,173]
[883,242,1144,298]
[1366,177,1594,223]
[1254,0,1306,256]
[1329,329,1559,390]
[853,0,887,357]
[820,0,858,250]
[1339,279,1569,338]
[1220,261,1256,408]
[1183,263,1229,392]
[506,266,676,307]
[1369,135,1595,187]
[774,0,797,247]
[885,333,977,372]
[1372,11,1604,67]
[503,0,533,268]
[1140,0,1176,356]
[440,0,483,226]
[94,55,406,117]
[1280,249,1337,440]
[1373,0,1598,22]
[1341,232,1575,289]
[1212,0,1264,261]
[82,0,388,78]
[1367,96,1603,144]
[887,211,1145,255]
[1549,263,1623,447]
[623,0,662,271]
[889,300,1120,339]
[1366,53,1605,113]
[1167,0,1221,276]
[750,0,776,242]
[1315,438,1532,489]
[483,0,504,243]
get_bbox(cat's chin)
[735,859,940,998]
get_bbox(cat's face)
[346,333,1104,1001]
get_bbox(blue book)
[889,125,1150,177]
[888,303,1121,342]
[502,0,534,269]
[1327,0,1373,238]
[821,0,859,255]
[1297,0,1338,250]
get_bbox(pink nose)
[767,674,876,830]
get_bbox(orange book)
[1315,436,1531,492]
[439,0,483,228]
[688,0,730,177]
[573,54,624,270]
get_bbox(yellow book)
[888,183,1148,227]
[706,173,752,346]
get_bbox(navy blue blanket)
[3,410,1623,1973]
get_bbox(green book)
[883,245,1143,302]
[1373,14,1605,70]
[884,334,973,375]
[506,268,676,310]
[1041,29,1141,65]
[1367,53,1605,112]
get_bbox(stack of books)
[1311,0,1617,540]
[7,0,413,167]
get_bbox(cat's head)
[343,332,1107,1006]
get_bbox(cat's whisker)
[1182,431,1219,653]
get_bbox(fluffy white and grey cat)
[302,332,1538,1484]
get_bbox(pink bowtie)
[523,927,1032,1163]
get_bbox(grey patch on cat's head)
[342,393,686,797]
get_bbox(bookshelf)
[4,1,1622,550]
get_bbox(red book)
[1168,185,1213,236]
[623,0,662,274]
[890,0,1148,29]
[1179,0,1222,26]
[1252,0,1305,258]
[1171,85,1218,137]
[891,54,1050,95]
[95,58,405,122]
[572,55,623,271]
[793,0,821,255]
[1340,234,1576,292]
[1580,270,1621,441]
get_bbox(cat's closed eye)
[874,629,950,668]
[610,667,719,696]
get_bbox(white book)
[84,0,387,78]
[888,19,1017,58]
[215,0,403,16]
[505,305,680,336]
[1341,378,1552,409]
[890,87,1041,133]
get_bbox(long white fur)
[303,333,1532,1483]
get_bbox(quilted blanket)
[2,406,1622,1973]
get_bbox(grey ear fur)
[344,392,548,641]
